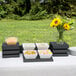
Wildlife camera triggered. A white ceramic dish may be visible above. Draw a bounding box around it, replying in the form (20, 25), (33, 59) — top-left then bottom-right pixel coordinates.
(22, 43), (35, 50)
(68, 47), (76, 56)
(23, 50), (37, 59)
(36, 43), (49, 50)
(38, 50), (52, 59)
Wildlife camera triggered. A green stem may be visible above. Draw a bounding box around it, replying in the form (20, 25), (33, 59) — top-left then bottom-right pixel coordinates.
(59, 32), (63, 40)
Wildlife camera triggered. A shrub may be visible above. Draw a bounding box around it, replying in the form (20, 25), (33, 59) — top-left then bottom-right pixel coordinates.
(29, 3), (49, 20)
(29, 4), (42, 15)
(0, 0), (76, 20)
(18, 14), (31, 20)
(6, 14), (20, 20)
(30, 10), (48, 20)
(0, 5), (7, 18)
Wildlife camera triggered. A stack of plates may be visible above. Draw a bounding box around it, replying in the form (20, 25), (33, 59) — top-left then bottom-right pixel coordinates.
(68, 47), (76, 56)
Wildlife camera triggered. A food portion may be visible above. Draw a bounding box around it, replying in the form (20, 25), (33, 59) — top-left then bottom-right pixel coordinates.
(24, 50), (36, 55)
(23, 50), (37, 59)
(5, 37), (18, 45)
(38, 50), (52, 59)
(38, 50), (52, 54)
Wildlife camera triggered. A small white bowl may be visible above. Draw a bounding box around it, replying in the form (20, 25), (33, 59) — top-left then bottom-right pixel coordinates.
(22, 43), (35, 50)
(36, 43), (49, 50)
(68, 47), (76, 56)
(23, 50), (37, 59)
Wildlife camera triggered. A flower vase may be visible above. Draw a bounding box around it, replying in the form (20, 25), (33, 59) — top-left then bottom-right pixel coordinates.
(57, 31), (64, 44)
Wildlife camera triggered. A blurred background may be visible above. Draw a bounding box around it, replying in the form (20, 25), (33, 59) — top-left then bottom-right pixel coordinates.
(0, 0), (76, 50)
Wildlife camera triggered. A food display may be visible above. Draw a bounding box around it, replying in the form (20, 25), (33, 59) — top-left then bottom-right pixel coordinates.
(5, 37), (18, 45)
(38, 50), (52, 59)
(2, 41), (53, 61)
(23, 50), (38, 59)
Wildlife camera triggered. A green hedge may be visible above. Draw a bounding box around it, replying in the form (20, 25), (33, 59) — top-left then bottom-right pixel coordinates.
(0, 0), (76, 20)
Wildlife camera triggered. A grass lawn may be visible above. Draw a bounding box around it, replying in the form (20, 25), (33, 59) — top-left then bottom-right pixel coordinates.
(0, 18), (76, 50)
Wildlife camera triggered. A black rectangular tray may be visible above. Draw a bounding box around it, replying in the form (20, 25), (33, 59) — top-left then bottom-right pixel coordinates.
(3, 54), (20, 58)
(52, 50), (68, 54)
(2, 43), (20, 51)
(53, 53), (68, 56)
(23, 54), (53, 62)
(2, 50), (20, 55)
(49, 42), (69, 50)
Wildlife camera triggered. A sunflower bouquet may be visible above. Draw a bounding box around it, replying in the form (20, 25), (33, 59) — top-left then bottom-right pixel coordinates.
(50, 16), (74, 43)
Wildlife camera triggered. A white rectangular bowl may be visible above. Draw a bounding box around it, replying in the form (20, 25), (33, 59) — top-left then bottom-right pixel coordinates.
(22, 43), (35, 50)
(36, 43), (49, 50)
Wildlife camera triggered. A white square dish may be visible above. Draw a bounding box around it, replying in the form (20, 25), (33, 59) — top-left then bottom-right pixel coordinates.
(22, 43), (35, 50)
(23, 50), (38, 59)
(36, 43), (49, 50)
(68, 47), (76, 56)
(38, 50), (53, 59)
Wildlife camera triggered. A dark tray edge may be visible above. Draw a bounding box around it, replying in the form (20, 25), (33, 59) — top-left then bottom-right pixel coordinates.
(2, 54), (20, 58)
(23, 53), (53, 62)
(53, 53), (68, 57)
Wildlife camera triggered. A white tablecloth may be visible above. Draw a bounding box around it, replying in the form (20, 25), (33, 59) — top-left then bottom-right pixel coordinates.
(0, 52), (76, 76)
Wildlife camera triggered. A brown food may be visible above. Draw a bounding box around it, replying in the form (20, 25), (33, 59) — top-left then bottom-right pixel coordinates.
(5, 37), (18, 45)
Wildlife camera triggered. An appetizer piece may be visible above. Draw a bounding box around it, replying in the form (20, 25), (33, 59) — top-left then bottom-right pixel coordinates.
(5, 37), (18, 45)
(22, 43), (35, 50)
(36, 43), (49, 50)
(38, 50), (52, 59)
(23, 50), (37, 59)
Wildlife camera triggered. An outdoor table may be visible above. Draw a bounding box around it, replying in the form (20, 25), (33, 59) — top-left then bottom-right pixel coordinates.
(0, 50), (76, 76)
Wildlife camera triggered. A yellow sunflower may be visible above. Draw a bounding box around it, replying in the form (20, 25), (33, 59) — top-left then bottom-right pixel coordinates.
(50, 18), (61, 27)
(63, 23), (70, 30)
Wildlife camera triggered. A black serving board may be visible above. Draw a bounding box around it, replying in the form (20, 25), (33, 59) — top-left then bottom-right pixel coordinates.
(19, 45), (23, 53)
(49, 42), (69, 50)
(53, 53), (68, 56)
(23, 54), (53, 62)
(2, 42), (20, 51)
(52, 50), (68, 54)
(2, 54), (20, 58)
(3, 50), (20, 55)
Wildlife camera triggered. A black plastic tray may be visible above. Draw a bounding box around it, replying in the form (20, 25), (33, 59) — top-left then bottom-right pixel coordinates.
(3, 54), (20, 58)
(52, 50), (68, 54)
(2, 43), (20, 51)
(3, 50), (20, 55)
(53, 53), (68, 56)
(49, 42), (69, 50)
(23, 54), (53, 62)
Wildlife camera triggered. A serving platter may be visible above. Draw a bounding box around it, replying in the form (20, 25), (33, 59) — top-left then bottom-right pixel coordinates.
(23, 53), (53, 62)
